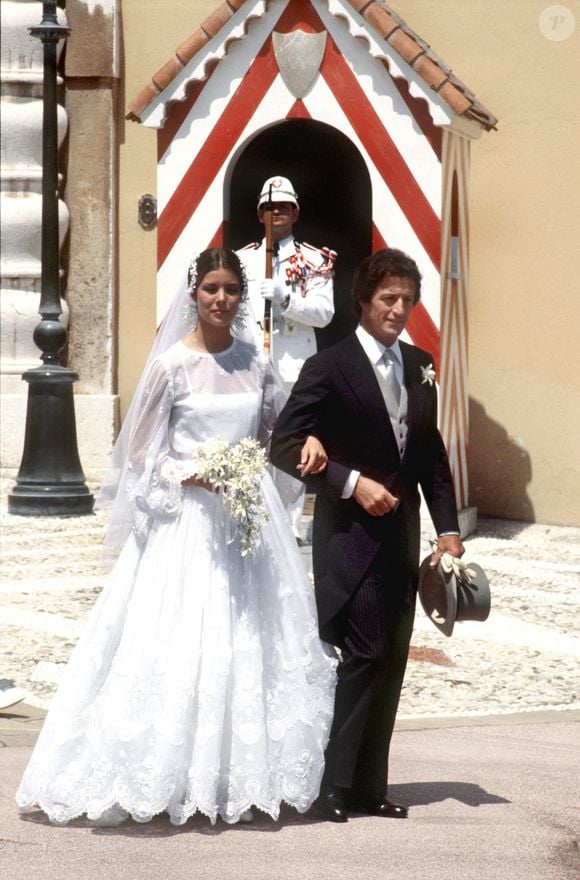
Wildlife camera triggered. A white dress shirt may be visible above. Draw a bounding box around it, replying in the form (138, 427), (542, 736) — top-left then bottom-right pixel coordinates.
(340, 325), (404, 499)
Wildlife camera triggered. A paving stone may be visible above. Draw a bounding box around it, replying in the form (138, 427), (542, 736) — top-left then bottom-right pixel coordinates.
(1, 496), (579, 718)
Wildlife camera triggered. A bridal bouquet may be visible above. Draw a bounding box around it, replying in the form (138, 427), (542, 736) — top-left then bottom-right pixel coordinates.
(193, 437), (269, 556)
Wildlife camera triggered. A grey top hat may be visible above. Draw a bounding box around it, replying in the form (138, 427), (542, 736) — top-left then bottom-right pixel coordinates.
(418, 555), (491, 637)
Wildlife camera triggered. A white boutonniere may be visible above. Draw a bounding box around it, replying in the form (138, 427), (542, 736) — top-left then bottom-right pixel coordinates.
(420, 363), (436, 386)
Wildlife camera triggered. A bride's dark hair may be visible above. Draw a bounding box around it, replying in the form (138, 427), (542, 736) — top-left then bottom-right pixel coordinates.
(188, 248), (246, 297)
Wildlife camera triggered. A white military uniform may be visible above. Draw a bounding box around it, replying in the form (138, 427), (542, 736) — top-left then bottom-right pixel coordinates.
(237, 235), (335, 394)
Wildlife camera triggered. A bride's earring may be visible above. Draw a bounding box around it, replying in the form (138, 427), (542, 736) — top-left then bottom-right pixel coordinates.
(184, 295), (198, 330)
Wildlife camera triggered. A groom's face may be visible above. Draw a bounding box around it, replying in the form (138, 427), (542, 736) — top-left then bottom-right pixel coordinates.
(360, 275), (416, 348)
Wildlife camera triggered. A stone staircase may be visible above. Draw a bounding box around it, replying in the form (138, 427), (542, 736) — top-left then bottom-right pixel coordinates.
(1, 488), (108, 705)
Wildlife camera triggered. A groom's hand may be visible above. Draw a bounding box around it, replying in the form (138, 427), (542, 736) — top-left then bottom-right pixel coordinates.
(430, 534), (464, 567)
(353, 476), (399, 516)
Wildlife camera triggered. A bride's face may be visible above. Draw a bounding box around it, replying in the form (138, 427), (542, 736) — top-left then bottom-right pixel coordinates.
(194, 267), (242, 330)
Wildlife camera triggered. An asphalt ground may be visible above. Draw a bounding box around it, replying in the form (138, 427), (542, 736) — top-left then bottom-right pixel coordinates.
(1, 706), (579, 880)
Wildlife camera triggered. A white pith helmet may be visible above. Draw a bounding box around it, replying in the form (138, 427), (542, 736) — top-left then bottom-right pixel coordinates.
(257, 176), (299, 208)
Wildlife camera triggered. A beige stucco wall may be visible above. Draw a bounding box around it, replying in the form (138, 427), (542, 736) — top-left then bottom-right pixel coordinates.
(119, 0), (580, 526)
(118, 2), (217, 417)
(394, 0), (580, 526)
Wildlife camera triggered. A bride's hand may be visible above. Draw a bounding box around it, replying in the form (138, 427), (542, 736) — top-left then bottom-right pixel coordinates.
(181, 475), (212, 491)
(297, 435), (328, 476)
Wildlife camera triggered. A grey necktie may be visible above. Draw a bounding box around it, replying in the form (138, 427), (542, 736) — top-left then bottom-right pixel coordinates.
(381, 349), (401, 413)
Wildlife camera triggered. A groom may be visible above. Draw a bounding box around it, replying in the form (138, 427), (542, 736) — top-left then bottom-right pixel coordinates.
(270, 248), (464, 822)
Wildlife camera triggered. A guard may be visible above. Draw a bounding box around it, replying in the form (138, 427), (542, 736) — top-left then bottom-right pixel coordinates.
(237, 175), (336, 395)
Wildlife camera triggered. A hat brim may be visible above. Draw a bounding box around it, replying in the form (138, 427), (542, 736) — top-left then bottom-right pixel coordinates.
(418, 556), (456, 636)
(418, 556), (491, 637)
(258, 194), (298, 208)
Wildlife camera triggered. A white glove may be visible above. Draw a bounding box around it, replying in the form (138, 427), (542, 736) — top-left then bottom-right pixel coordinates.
(440, 552), (476, 584)
(260, 279), (287, 305)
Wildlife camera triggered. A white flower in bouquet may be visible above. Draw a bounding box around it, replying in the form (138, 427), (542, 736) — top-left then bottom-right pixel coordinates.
(193, 437), (268, 556)
(193, 438), (232, 490)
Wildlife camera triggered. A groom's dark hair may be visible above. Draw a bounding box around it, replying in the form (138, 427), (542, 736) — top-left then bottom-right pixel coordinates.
(352, 248), (422, 317)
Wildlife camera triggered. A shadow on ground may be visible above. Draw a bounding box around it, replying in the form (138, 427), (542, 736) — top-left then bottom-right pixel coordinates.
(391, 780), (511, 807)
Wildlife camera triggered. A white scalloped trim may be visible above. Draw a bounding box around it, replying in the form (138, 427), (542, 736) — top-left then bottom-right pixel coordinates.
(141, 0), (271, 128)
(319, 0), (453, 128)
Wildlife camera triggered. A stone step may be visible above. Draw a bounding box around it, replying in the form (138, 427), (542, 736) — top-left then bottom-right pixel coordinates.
(2, 506), (579, 588)
(0, 574), (105, 594)
(1, 558), (104, 580)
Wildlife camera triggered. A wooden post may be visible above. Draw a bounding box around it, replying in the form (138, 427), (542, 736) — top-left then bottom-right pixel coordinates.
(262, 185), (274, 353)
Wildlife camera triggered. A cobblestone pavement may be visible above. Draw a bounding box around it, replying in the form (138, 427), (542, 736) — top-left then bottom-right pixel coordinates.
(1, 492), (579, 720)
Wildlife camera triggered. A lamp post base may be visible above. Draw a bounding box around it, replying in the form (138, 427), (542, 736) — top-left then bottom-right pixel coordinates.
(7, 366), (94, 517)
(8, 485), (94, 517)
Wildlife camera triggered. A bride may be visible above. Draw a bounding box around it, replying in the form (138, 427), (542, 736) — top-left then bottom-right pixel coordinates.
(16, 247), (337, 827)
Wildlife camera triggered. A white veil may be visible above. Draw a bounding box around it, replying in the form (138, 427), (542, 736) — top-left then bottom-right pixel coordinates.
(95, 265), (189, 559)
(95, 250), (295, 562)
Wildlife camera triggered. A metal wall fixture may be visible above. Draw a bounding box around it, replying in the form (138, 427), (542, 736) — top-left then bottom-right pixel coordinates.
(138, 193), (157, 229)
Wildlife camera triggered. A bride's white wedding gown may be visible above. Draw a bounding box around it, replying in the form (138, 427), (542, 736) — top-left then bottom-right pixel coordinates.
(16, 339), (336, 826)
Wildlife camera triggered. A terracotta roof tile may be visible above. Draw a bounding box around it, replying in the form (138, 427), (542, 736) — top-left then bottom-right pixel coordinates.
(363, 3), (399, 39)
(127, 0), (497, 131)
(413, 54), (449, 92)
(437, 81), (472, 116)
(153, 57), (185, 92)
(347, 0), (497, 130)
(386, 26), (426, 66)
(201, 4), (236, 39)
(127, 83), (161, 122)
(176, 31), (209, 67)
(347, 0), (374, 13)
(126, 0), (253, 123)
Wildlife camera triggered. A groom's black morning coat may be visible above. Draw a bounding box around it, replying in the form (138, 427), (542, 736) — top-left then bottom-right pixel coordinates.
(270, 330), (459, 644)
(272, 326), (461, 799)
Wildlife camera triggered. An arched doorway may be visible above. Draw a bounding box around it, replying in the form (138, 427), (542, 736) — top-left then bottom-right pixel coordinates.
(226, 119), (371, 348)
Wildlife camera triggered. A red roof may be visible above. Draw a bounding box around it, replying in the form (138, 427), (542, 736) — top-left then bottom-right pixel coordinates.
(127, 0), (497, 131)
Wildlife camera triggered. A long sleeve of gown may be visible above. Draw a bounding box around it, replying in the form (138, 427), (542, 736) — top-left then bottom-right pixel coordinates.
(124, 357), (186, 542)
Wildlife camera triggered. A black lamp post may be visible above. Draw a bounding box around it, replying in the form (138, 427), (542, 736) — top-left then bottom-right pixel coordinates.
(8, 1), (93, 516)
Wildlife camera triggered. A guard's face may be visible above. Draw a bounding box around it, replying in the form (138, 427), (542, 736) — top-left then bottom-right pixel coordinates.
(194, 268), (242, 330)
(360, 275), (416, 347)
(258, 202), (299, 240)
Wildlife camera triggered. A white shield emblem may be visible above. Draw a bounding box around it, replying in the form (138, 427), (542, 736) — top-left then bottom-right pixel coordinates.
(272, 30), (327, 100)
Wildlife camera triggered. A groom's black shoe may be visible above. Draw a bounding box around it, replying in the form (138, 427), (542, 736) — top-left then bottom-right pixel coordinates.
(312, 784), (348, 823)
(349, 794), (408, 819)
